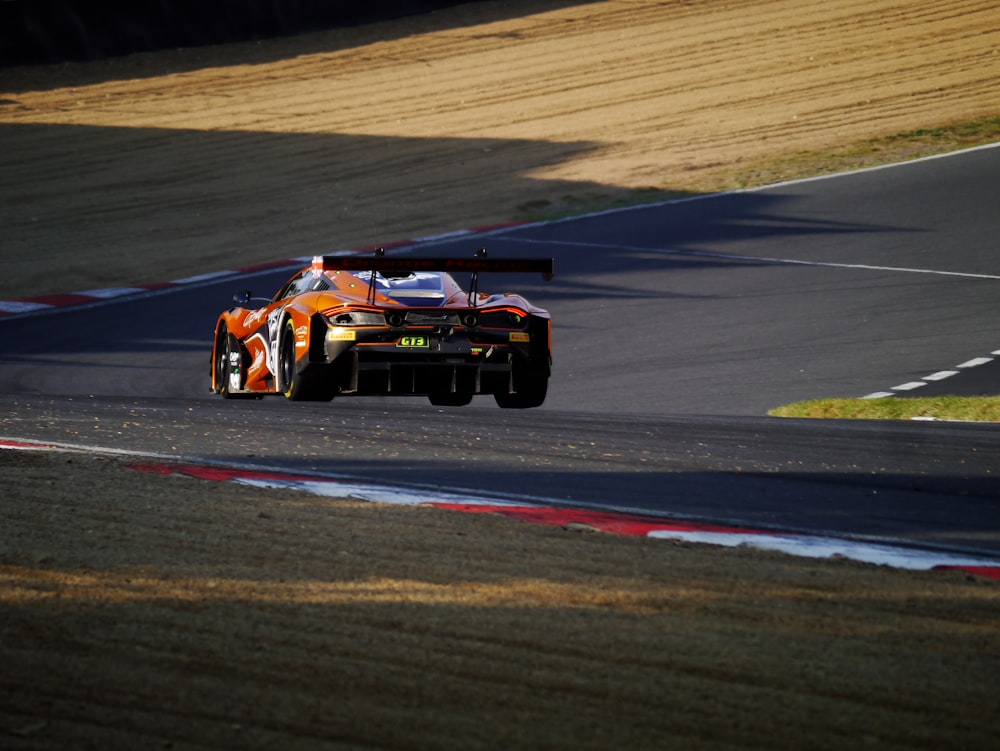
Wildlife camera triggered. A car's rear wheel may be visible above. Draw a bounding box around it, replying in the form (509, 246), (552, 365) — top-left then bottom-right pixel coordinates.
(494, 357), (548, 409)
(280, 319), (335, 401)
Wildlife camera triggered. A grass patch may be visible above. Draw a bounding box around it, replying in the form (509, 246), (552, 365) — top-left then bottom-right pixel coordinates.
(695, 115), (1000, 191)
(769, 396), (1000, 421)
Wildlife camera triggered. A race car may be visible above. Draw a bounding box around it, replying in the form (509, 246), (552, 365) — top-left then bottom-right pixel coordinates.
(210, 249), (554, 407)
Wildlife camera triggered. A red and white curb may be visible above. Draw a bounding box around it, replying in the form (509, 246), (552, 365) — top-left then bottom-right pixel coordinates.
(4, 438), (998, 580)
(0, 224), (529, 318)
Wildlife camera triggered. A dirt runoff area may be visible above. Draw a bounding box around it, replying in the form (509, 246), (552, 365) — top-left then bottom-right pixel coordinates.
(2, 0), (999, 299)
(2, 0), (1000, 749)
(2, 448), (998, 750)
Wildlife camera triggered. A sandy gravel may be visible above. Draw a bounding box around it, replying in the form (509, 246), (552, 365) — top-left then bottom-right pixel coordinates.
(2, 1), (1000, 748)
(1, 0), (998, 299)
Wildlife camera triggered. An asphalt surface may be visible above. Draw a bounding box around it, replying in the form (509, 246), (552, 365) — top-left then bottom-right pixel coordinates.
(3, 146), (999, 555)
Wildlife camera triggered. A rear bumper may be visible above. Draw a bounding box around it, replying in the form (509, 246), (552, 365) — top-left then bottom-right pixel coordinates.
(309, 317), (549, 397)
(329, 349), (514, 396)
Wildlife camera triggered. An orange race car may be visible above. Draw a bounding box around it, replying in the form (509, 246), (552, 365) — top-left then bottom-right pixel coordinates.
(211, 249), (554, 407)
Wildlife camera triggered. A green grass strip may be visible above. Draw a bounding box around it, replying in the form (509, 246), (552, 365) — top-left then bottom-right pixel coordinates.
(769, 397), (1000, 421)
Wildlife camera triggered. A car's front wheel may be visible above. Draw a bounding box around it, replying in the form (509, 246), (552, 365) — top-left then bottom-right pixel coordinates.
(215, 325), (255, 399)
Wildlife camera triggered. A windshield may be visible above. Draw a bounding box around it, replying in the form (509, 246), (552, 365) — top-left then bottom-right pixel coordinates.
(353, 270), (447, 300)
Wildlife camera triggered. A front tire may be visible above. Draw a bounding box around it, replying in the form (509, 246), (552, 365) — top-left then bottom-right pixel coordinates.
(215, 326), (255, 399)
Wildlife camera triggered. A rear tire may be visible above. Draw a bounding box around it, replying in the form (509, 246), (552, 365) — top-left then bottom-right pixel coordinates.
(494, 358), (548, 409)
(280, 319), (335, 401)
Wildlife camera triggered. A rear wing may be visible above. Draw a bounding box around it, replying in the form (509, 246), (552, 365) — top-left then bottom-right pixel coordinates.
(312, 249), (553, 306)
(311, 251), (554, 281)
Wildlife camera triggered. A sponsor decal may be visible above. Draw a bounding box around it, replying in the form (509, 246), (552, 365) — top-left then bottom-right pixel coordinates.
(509, 332), (530, 342)
(243, 308), (267, 328)
(328, 328), (356, 341)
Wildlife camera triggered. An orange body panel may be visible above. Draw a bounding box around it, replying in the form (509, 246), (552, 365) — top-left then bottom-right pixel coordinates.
(210, 252), (553, 407)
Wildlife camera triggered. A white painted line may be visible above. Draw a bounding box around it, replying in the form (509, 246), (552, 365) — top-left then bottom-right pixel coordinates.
(923, 370), (960, 381)
(171, 270), (236, 284)
(864, 353), (999, 400)
(235, 476), (528, 508)
(647, 530), (1000, 572)
(0, 300), (53, 313)
(892, 381), (927, 391)
(740, 142), (1000, 193)
(505, 236), (1000, 281)
(957, 357), (994, 368)
(412, 229), (474, 243)
(78, 287), (148, 298)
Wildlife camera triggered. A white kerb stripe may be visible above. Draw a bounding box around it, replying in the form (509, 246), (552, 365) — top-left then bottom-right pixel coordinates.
(957, 357), (994, 368)
(79, 288), (148, 298)
(892, 381), (927, 391)
(0, 300), (53, 313)
(923, 370), (959, 381)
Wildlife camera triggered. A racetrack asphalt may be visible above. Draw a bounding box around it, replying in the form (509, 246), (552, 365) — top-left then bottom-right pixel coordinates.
(2, 146), (999, 557)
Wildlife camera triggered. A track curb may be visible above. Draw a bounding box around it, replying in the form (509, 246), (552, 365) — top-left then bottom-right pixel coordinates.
(4, 437), (999, 581)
